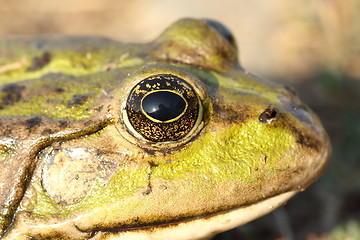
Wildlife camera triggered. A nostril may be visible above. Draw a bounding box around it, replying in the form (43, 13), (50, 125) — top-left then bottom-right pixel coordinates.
(259, 106), (279, 124)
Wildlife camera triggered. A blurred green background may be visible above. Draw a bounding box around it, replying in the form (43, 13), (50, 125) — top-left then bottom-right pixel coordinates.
(1, 0), (359, 239)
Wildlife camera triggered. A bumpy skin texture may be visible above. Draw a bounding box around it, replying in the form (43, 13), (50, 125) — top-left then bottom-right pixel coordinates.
(0, 19), (330, 239)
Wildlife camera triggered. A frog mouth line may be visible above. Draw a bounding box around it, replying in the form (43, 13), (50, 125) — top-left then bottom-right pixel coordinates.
(78, 191), (298, 239)
(4, 190), (297, 239)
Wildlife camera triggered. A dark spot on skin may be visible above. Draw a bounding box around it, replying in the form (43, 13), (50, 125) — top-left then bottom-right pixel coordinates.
(88, 231), (98, 238)
(67, 94), (90, 107)
(296, 133), (319, 151)
(95, 105), (104, 113)
(25, 117), (42, 130)
(265, 106), (323, 154)
(0, 84), (26, 109)
(143, 148), (157, 156)
(95, 150), (103, 157)
(55, 88), (65, 93)
(106, 62), (117, 71)
(132, 217), (142, 224)
(259, 106), (279, 124)
(142, 188), (152, 195)
(283, 123), (321, 152)
(84, 119), (96, 126)
(269, 111), (321, 152)
(149, 161), (158, 168)
(27, 52), (52, 71)
(142, 161), (158, 195)
(212, 100), (248, 123)
(94, 149), (124, 157)
(42, 129), (54, 135)
(1, 126), (12, 136)
(59, 120), (68, 128)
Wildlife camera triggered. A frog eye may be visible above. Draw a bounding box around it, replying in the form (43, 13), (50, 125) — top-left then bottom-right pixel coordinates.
(205, 19), (237, 49)
(124, 74), (202, 142)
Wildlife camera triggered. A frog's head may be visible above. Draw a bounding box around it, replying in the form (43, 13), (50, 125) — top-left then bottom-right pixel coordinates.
(1, 19), (330, 239)
(109, 19), (330, 238)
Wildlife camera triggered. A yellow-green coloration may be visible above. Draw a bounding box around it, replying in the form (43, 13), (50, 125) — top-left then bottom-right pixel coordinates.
(0, 140), (16, 158)
(0, 18), (330, 239)
(162, 120), (295, 182)
(150, 19), (238, 71)
(0, 40), (144, 85)
(0, 40), (146, 119)
(28, 119), (294, 219)
(0, 87), (94, 120)
(0, 94), (92, 120)
(29, 183), (62, 218)
(29, 164), (151, 218)
(213, 71), (278, 96)
(0, 51), (107, 84)
(0, 144), (12, 156)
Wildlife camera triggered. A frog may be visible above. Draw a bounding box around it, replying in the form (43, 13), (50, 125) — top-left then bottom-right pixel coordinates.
(0, 18), (330, 239)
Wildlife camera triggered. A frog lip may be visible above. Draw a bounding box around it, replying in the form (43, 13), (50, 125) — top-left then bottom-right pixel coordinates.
(78, 191), (298, 239)
(3, 191), (297, 239)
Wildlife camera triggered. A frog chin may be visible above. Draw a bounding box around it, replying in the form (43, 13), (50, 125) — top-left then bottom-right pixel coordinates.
(93, 190), (298, 240)
(4, 191), (297, 239)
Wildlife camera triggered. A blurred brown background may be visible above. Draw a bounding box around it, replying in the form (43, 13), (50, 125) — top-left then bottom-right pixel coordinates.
(1, 0), (359, 80)
(1, 0), (359, 239)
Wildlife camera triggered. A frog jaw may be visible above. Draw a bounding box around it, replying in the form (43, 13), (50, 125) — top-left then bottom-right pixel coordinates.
(3, 191), (297, 240)
(92, 191), (298, 240)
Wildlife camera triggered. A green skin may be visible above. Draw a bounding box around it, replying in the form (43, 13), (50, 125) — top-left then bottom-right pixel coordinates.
(0, 19), (330, 239)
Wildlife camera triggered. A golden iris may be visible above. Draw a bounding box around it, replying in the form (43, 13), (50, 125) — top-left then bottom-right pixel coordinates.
(125, 74), (200, 142)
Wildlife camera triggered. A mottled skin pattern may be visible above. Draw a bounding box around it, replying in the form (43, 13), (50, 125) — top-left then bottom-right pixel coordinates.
(0, 107), (113, 235)
(0, 19), (330, 239)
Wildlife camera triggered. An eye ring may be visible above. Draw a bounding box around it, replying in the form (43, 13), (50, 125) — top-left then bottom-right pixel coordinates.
(123, 74), (202, 143)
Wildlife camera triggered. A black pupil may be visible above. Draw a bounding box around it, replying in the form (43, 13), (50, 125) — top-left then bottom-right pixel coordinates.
(142, 91), (186, 122)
